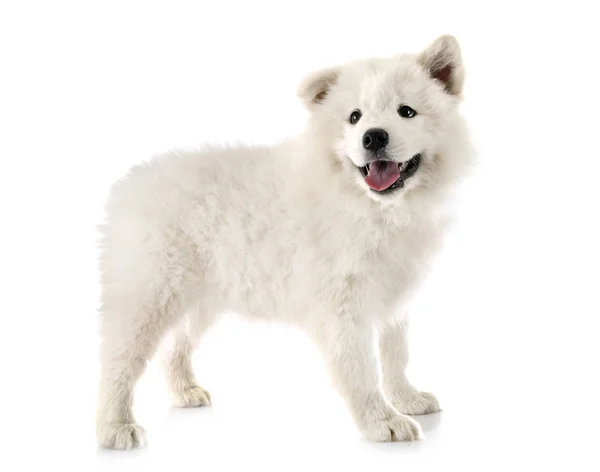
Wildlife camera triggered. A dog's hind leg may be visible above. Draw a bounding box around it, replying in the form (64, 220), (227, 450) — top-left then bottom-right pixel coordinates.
(96, 280), (188, 449)
(163, 310), (215, 408)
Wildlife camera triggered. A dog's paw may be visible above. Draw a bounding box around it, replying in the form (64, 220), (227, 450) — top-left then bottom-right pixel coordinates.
(171, 385), (212, 408)
(362, 414), (423, 442)
(391, 391), (440, 416)
(97, 423), (146, 450)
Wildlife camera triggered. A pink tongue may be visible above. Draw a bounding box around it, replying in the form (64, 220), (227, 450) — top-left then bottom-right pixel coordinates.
(364, 161), (400, 191)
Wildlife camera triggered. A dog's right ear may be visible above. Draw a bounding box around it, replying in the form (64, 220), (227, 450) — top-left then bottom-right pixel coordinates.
(297, 66), (341, 109)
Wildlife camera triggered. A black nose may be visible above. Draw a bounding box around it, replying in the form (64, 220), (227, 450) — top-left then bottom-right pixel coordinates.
(362, 128), (389, 151)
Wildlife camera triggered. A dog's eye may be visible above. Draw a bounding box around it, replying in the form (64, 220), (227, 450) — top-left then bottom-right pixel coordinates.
(349, 110), (362, 125)
(398, 105), (417, 118)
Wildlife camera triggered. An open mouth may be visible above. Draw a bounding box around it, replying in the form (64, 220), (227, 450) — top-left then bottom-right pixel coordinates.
(357, 154), (421, 194)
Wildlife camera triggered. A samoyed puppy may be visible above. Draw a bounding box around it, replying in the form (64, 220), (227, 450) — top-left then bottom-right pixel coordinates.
(96, 35), (473, 449)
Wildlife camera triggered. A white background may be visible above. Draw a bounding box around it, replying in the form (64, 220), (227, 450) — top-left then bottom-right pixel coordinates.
(1, 1), (599, 471)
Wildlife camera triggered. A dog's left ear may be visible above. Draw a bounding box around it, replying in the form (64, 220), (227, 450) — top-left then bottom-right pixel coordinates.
(297, 66), (341, 109)
(418, 35), (464, 96)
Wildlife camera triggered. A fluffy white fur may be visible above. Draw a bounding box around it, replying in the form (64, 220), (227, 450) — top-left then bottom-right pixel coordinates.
(96, 35), (474, 449)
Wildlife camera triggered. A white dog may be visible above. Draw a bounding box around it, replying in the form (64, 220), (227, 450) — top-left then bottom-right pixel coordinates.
(96, 35), (474, 449)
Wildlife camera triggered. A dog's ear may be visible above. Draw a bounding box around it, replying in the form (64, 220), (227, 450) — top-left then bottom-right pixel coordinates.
(297, 66), (341, 109)
(418, 35), (464, 96)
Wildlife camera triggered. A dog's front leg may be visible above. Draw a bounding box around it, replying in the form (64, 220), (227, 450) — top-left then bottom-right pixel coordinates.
(318, 318), (422, 442)
(379, 320), (440, 415)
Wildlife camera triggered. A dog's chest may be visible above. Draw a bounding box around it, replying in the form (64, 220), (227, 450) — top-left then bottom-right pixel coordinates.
(296, 213), (443, 316)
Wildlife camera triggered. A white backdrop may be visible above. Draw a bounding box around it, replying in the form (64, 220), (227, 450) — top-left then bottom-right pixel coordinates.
(1, 1), (599, 471)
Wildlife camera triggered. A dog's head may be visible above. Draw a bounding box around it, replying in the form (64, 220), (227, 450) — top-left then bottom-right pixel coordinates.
(297, 35), (472, 203)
